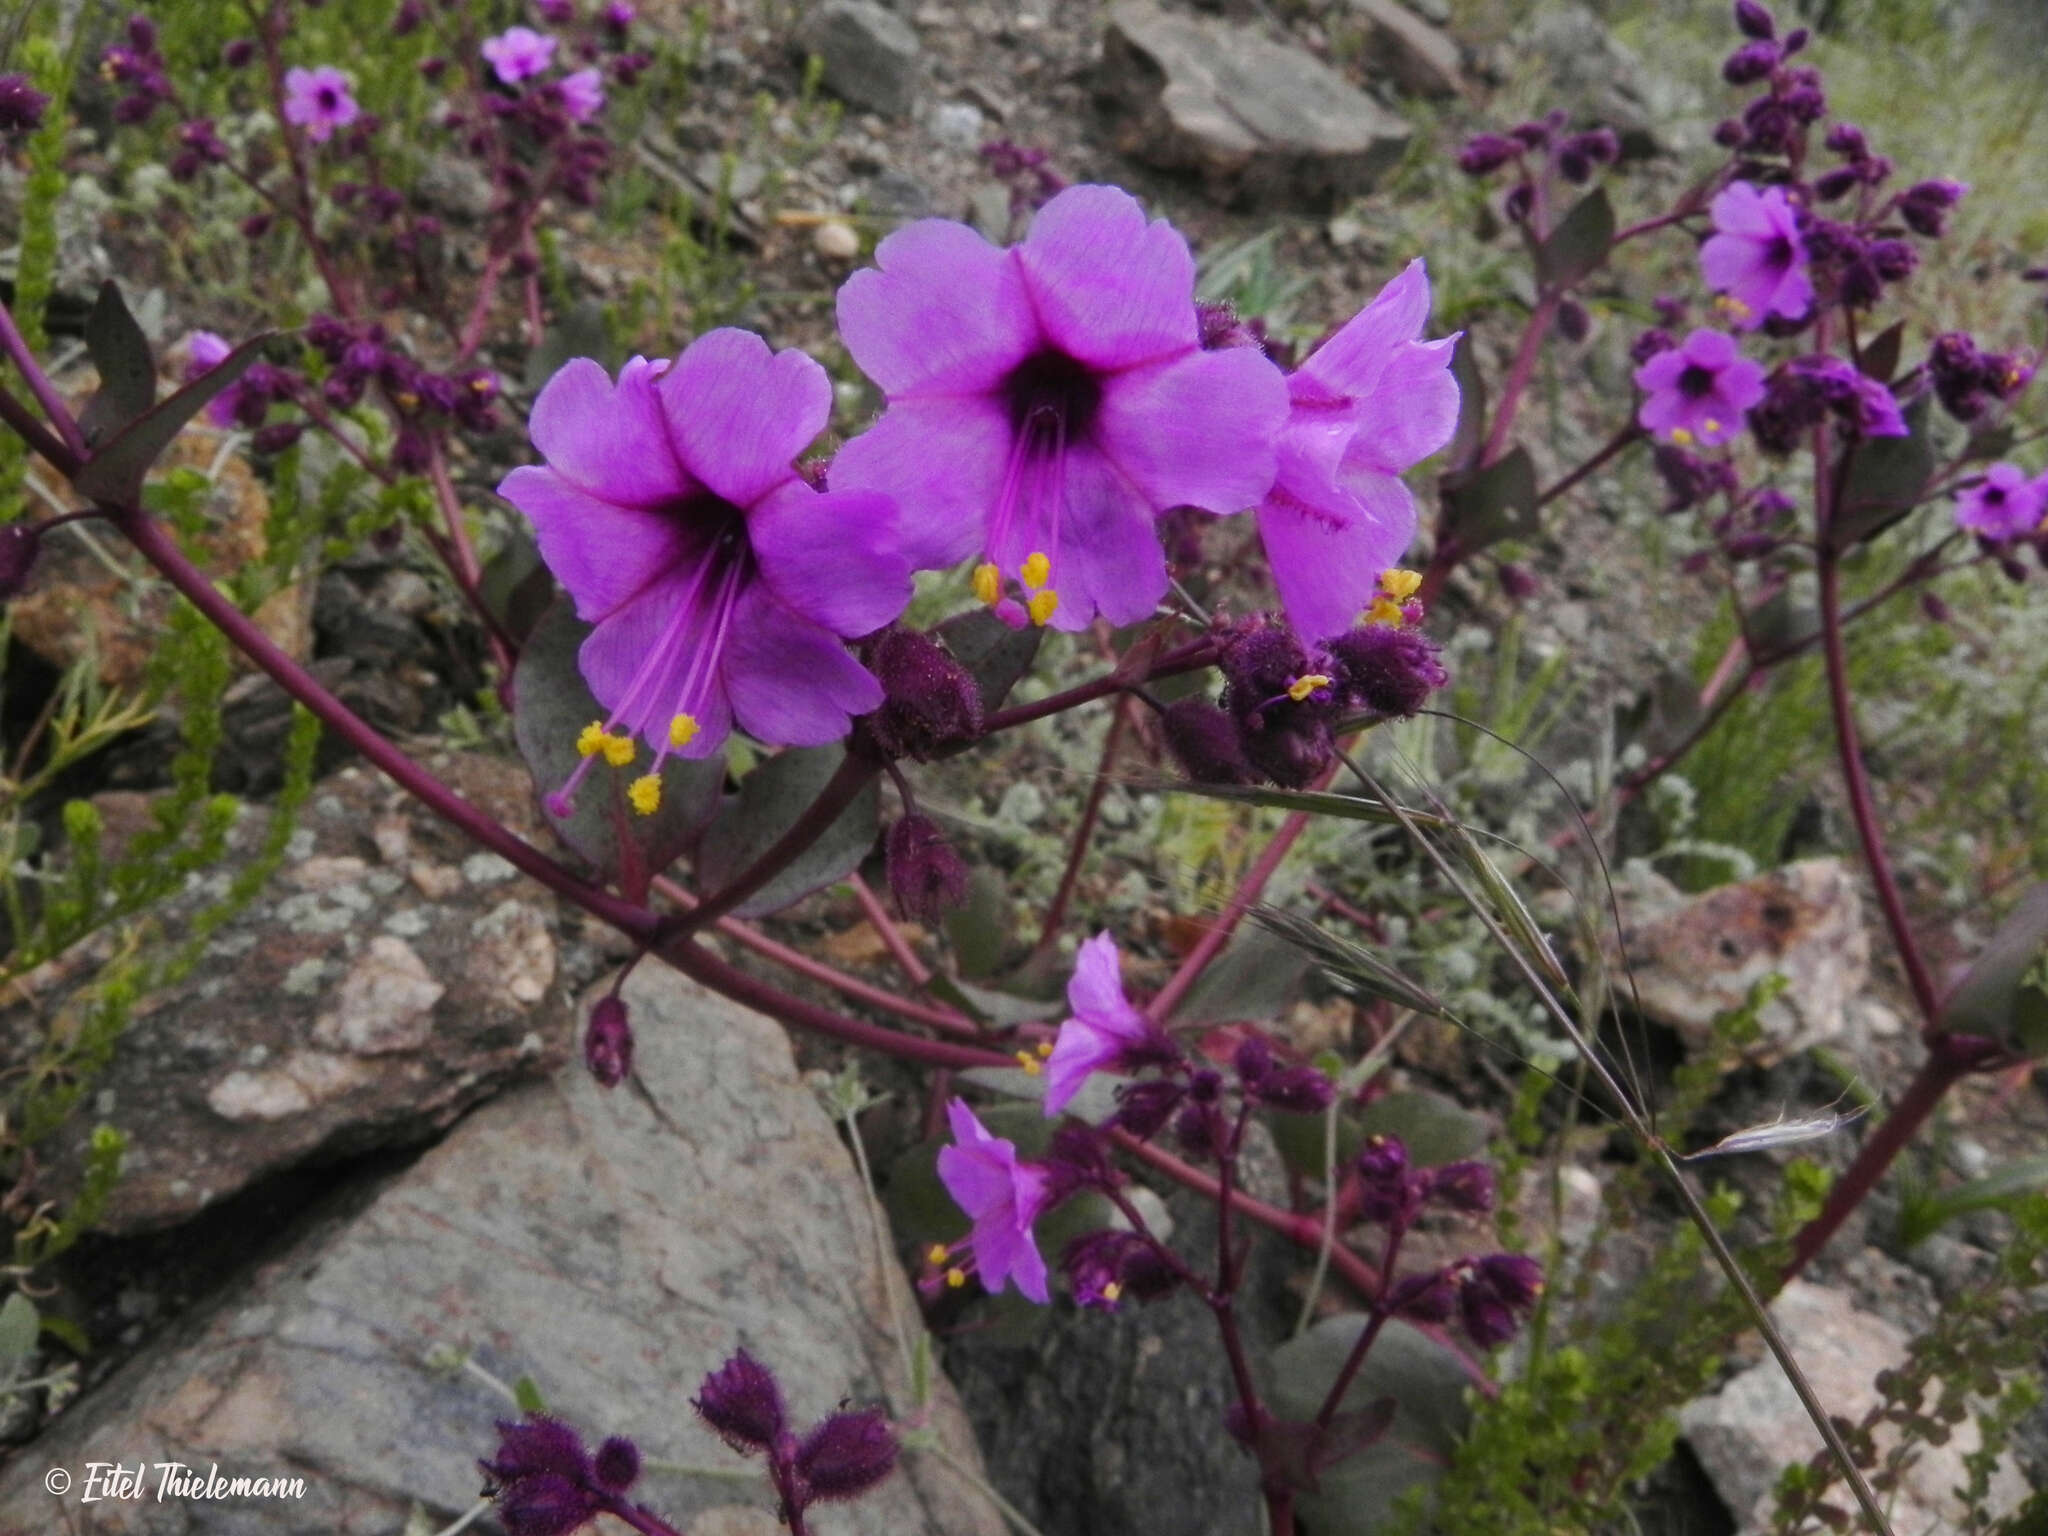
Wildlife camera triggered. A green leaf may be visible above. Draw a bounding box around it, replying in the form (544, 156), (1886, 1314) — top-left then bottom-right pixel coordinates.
(477, 529), (555, 649)
(1168, 922), (1310, 1026)
(1438, 445), (1538, 555)
(942, 867), (1011, 979)
(1938, 884), (2048, 1059)
(1443, 333), (1488, 474)
(78, 280), (157, 448)
(1267, 1317), (1473, 1532)
(695, 742), (880, 919)
(513, 1374), (548, 1415)
(1155, 778), (1452, 831)
(0, 1293), (39, 1382)
(1901, 1153), (2048, 1247)
(1832, 392), (1935, 549)
(925, 971), (1064, 1026)
(509, 597), (725, 894)
(1857, 320), (1904, 384)
(934, 607), (1043, 717)
(1532, 188), (1615, 292)
(1357, 1090), (1487, 1165)
(1268, 1104), (1363, 1179)
(71, 333), (275, 507)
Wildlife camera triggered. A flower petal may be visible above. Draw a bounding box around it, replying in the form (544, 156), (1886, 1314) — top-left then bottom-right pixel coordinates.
(836, 219), (1039, 399)
(528, 356), (686, 508)
(1258, 465), (1416, 643)
(1066, 932), (1137, 1024)
(993, 440), (1166, 631)
(1299, 259), (1431, 396)
(576, 570), (734, 756)
(1342, 336), (1462, 473)
(749, 481), (912, 638)
(660, 328), (829, 508)
(1015, 185), (1199, 371)
(1093, 347), (1287, 514)
(1042, 1025), (1116, 1118)
(498, 464), (690, 623)
(830, 397), (1011, 571)
(1708, 182), (1776, 238)
(721, 585), (883, 747)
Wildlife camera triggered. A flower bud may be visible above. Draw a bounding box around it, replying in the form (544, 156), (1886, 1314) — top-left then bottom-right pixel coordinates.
(1498, 562), (1539, 601)
(884, 814), (969, 922)
(583, 994), (632, 1088)
(1326, 624), (1448, 719)
(1722, 40), (1779, 85)
(1252, 1066), (1336, 1114)
(1456, 132), (1519, 176)
(1161, 697), (1259, 786)
(484, 1416), (591, 1485)
(1061, 1228), (1179, 1310)
(865, 628), (984, 760)
(1502, 181), (1534, 224)
(493, 1472), (595, 1536)
(126, 14), (158, 51)
(251, 422), (304, 455)
(693, 1350), (787, 1455)
(1113, 1078), (1185, 1139)
(0, 74), (50, 136)
(794, 1409), (897, 1504)
(1919, 591), (1952, 625)
(222, 38), (256, 67)
(591, 1436), (640, 1492)
(1172, 1101), (1216, 1159)
(1555, 297), (1591, 343)
(1355, 1133), (1408, 1184)
(1897, 178), (1968, 238)
(1387, 1267), (1459, 1324)
(0, 522), (43, 599)
(1734, 0), (1775, 39)
(1427, 1160), (1497, 1214)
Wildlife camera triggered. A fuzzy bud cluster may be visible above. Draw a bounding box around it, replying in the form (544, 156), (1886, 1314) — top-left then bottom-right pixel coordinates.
(692, 1350), (898, 1517)
(479, 1415), (643, 1536)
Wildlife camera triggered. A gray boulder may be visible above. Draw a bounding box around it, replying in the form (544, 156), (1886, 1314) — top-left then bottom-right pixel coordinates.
(802, 1), (923, 118)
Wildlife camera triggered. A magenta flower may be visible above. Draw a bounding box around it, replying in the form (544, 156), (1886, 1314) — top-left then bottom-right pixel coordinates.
(281, 66), (359, 145)
(182, 331), (243, 428)
(1254, 260), (1460, 642)
(832, 184), (1288, 632)
(497, 331), (912, 813)
(1699, 182), (1812, 331)
(1043, 932), (1158, 1117)
(936, 1099), (1051, 1302)
(482, 26), (556, 84)
(557, 67), (604, 123)
(1954, 463), (2046, 541)
(1633, 329), (1766, 446)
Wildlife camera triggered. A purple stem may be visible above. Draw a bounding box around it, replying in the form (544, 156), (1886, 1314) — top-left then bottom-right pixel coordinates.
(1034, 692), (1131, 951)
(982, 635), (1218, 734)
(0, 301), (85, 461)
(0, 380), (78, 474)
(1311, 1222), (1405, 1434)
(600, 1497), (688, 1536)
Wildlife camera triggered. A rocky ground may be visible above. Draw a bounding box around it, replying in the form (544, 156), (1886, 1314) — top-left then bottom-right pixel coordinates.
(2, 1), (2045, 1534)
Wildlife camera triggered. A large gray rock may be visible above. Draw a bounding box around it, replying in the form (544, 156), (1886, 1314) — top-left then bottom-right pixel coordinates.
(14, 755), (578, 1235)
(1608, 859), (1870, 1058)
(1680, 1280), (2027, 1534)
(1345, 0), (1465, 100)
(802, 1), (922, 118)
(1099, 2), (1412, 208)
(1514, 5), (1705, 158)
(0, 966), (1004, 1535)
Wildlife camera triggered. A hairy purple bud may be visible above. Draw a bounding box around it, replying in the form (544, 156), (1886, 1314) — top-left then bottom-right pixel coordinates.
(584, 994), (632, 1088)
(1823, 121), (1867, 158)
(484, 1417), (591, 1486)
(126, 14), (157, 51)
(223, 37), (256, 67)
(1722, 40), (1780, 85)
(1812, 166), (1861, 203)
(251, 422), (304, 455)
(1555, 296), (1591, 343)
(1502, 180), (1534, 224)
(693, 1350), (787, 1455)
(493, 1473), (596, 1536)
(591, 1436), (640, 1493)
(1326, 624), (1449, 719)
(1457, 132), (1520, 175)
(1113, 1078), (1186, 1139)
(1253, 1066), (1336, 1115)
(1897, 178), (1968, 238)
(1356, 1132), (1408, 1184)
(1498, 562), (1539, 601)
(794, 1410), (897, 1504)
(1388, 1267), (1459, 1324)
(865, 629), (983, 760)
(1162, 697), (1259, 786)
(1733, 0), (1775, 39)
(0, 74), (50, 136)
(884, 814), (969, 923)
(1172, 1101), (1216, 1159)
(1427, 1160), (1498, 1214)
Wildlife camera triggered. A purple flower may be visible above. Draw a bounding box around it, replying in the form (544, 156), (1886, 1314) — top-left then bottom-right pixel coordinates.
(1043, 932), (1167, 1117)
(281, 66), (359, 145)
(558, 67), (604, 123)
(1955, 464), (2046, 541)
(182, 330), (253, 429)
(498, 333), (912, 814)
(483, 26), (557, 84)
(833, 184), (1288, 631)
(1633, 329), (1766, 447)
(1255, 261), (1460, 644)
(1699, 182), (1812, 331)
(936, 1099), (1052, 1302)
(0, 73), (50, 136)
(603, 1), (635, 26)
(1457, 1253), (1545, 1348)
(1060, 1229), (1180, 1310)
(1786, 355), (1909, 438)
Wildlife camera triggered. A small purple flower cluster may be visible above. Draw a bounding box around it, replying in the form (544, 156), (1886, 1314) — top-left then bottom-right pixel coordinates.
(979, 137), (1067, 214)
(693, 1350), (898, 1519)
(1457, 111), (1622, 224)
(479, 1415), (647, 1536)
(0, 72), (49, 138)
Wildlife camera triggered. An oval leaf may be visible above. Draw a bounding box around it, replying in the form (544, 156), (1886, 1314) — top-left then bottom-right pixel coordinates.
(1533, 188), (1615, 292)
(694, 742), (880, 919)
(79, 279), (157, 447)
(935, 607), (1043, 716)
(1939, 884), (2048, 1059)
(1439, 445), (1538, 555)
(1356, 1090), (1487, 1165)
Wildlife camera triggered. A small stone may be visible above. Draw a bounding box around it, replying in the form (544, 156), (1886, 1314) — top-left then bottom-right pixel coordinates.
(461, 852), (516, 885)
(931, 100), (984, 147)
(371, 815), (411, 865)
(997, 781), (1047, 827)
(801, 0), (922, 118)
(313, 935), (446, 1055)
(409, 861), (464, 900)
(813, 219), (862, 260)
(286, 855), (369, 892)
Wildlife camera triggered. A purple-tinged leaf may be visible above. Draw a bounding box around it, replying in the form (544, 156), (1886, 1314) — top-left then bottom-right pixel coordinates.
(71, 332), (272, 506)
(1531, 187), (1614, 292)
(78, 280), (157, 448)
(693, 742), (880, 919)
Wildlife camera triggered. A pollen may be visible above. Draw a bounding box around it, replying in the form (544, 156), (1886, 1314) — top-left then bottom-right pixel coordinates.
(1021, 551), (1052, 591)
(1286, 673), (1332, 703)
(1378, 568), (1423, 602)
(972, 562), (1002, 606)
(927, 1243), (950, 1266)
(1102, 1281), (1123, 1302)
(1035, 1041), (1053, 1059)
(627, 774), (661, 816)
(577, 721), (609, 758)
(1703, 418), (1722, 435)
(600, 733), (636, 768)
(1670, 427), (1695, 447)
(1027, 589), (1060, 627)
(1714, 294), (1752, 320)
(669, 713), (699, 748)
(1015, 1050), (1043, 1076)
(945, 1267), (967, 1289)
(1365, 595), (1405, 627)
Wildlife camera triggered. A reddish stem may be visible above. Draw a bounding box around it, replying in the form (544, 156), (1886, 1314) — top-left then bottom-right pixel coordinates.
(1479, 290), (1560, 469)
(849, 872), (936, 988)
(982, 635), (1218, 734)
(0, 303), (84, 462)
(1035, 693), (1132, 950)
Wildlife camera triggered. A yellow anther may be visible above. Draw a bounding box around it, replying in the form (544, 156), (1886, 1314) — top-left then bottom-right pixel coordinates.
(1713, 294), (1752, 320)
(627, 774), (661, 816)
(1703, 417), (1723, 435)
(600, 732), (636, 768)
(2007, 367), (2025, 389)
(577, 721), (609, 758)
(1378, 568), (1423, 602)
(1027, 589), (1059, 627)
(669, 713), (699, 749)
(1021, 551), (1052, 591)
(1035, 1040), (1053, 1059)
(1287, 673), (1332, 703)
(1365, 595), (1405, 627)
(927, 1243), (950, 1266)
(945, 1267), (967, 1289)
(972, 562), (1002, 606)
(1102, 1281), (1123, 1303)
(396, 391), (420, 412)
(1669, 427), (1695, 447)
(1015, 1050), (1043, 1076)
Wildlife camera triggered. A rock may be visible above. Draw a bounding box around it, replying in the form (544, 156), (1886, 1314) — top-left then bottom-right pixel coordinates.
(1680, 1280), (2028, 1534)
(813, 219), (862, 260)
(930, 100), (986, 148)
(1516, 5), (1704, 158)
(0, 967), (1004, 1535)
(1609, 859), (1869, 1058)
(1099, 2), (1412, 208)
(802, 1), (922, 118)
(14, 755), (575, 1234)
(1344, 0), (1465, 99)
